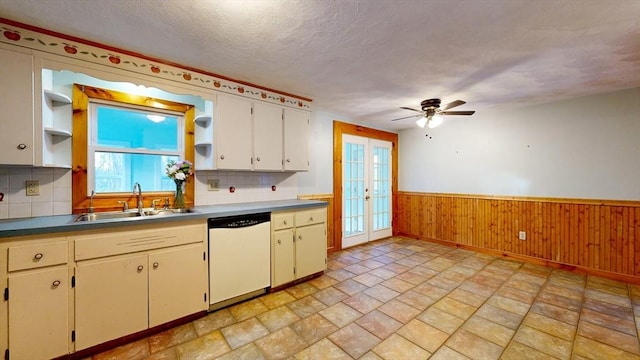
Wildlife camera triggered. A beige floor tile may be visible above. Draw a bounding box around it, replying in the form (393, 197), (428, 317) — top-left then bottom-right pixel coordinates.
(325, 269), (356, 282)
(380, 277), (414, 293)
(513, 325), (572, 359)
(356, 310), (403, 339)
(461, 315), (515, 347)
(260, 291), (298, 309)
(353, 273), (385, 287)
(417, 307), (465, 334)
(144, 348), (177, 360)
(372, 333), (431, 359)
(293, 339), (352, 360)
(585, 288), (632, 307)
(413, 282), (451, 299)
(307, 275), (339, 290)
(394, 270), (427, 285)
(429, 346), (471, 360)
(313, 286), (349, 306)
(342, 292), (383, 314)
(445, 329), (504, 360)
(360, 259), (386, 269)
(319, 302), (362, 328)
(368, 267), (398, 280)
(423, 257), (456, 271)
(290, 313), (338, 345)
(148, 323), (198, 353)
(448, 288), (489, 307)
(408, 265), (439, 279)
(396, 290), (438, 311)
(486, 295), (530, 316)
(578, 320), (640, 354)
(530, 301), (579, 326)
(433, 296), (478, 320)
(573, 336), (640, 360)
(176, 330), (230, 360)
(286, 282), (321, 299)
(501, 341), (557, 360)
(542, 282), (584, 301)
(192, 308), (237, 336)
(522, 312), (577, 341)
(383, 263), (410, 275)
(377, 299), (421, 323)
(255, 326), (307, 360)
(92, 339), (150, 360)
(228, 297), (270, 321)
(343, 263), (374, 275)
(495, 285), (538, 304)
(537, 291), (583, 312)
(214, 343), (266, 360)
(333, 278), (369, 295)
(257, 305), (301, 332)
(396, 318), (448, 353)
(221, 318), (270, 350)
(287, 295), (327, 318)
(581, 307), (637, 335)
(328, 323), (381, 358)
(475, 303), (524, 330)
(363, 284), (400, 303)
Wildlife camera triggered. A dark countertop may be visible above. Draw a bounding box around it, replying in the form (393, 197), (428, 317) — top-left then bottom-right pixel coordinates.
(0, 199), (327, 238)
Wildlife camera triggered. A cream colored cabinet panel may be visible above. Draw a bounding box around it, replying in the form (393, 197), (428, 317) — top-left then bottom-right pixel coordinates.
(8, 240), (68, 271)
(283, 108), (309, 171)
(272, 229), (295, 287)
(149, 244), (207, 327)
(75, 254), (148, 350)
(216, 94), (253, 170)
(253, 102), (283, 170)
(0, 46), (34, 165)
(272, 213), (294, 231)
(8, 266), (68, 360)
(295, 223), (327, 279)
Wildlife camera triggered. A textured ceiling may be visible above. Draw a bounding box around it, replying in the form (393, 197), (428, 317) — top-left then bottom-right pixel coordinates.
(1, 0), (639, 130)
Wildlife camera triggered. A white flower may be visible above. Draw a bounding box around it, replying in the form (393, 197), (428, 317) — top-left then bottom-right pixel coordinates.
(175, 172), (186, 181)
(168, 165), (178, 175)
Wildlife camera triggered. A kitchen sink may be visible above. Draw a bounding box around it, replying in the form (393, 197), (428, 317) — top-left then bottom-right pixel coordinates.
(74, 208), (194, 222)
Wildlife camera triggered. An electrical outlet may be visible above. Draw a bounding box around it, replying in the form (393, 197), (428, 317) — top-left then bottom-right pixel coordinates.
(518, 231), (526, 240)
(25, 180), (40, 196)
(207, 179), (219, 191)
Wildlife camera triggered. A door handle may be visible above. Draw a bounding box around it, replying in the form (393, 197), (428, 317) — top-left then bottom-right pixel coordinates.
(365, 195), (370, 200)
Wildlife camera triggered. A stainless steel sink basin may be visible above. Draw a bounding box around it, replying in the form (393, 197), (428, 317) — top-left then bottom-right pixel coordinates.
(143, 208), (194, 216)
(74, 211), (142, 222)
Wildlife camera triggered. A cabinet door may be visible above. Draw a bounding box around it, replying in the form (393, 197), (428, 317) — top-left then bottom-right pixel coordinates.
(0, 47), (34, 165)
(8, 266), (68, 360)
(272, 229), (295, 287)
(295, 223), (327, 279)
(75, 254), (148, 350)
(149, 244), (207, 327)
(216, 94), (253, 170)
(253, 102), (283, 170)
(283, 108), (310, 171)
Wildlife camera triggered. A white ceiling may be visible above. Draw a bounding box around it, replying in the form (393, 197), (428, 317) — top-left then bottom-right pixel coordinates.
(1, 0), (639, 130)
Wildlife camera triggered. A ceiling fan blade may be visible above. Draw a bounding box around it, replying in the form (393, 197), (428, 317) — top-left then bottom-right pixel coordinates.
(400, 106), (423, 113)
(441, 110), (475, 116)
(391, 114), (423, 121)
(440, 100), (465, 111)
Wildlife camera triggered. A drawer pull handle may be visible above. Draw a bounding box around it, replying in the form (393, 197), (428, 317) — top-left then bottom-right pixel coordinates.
(277, 239), (281, 244)
(309, 217), (314, 221)
(220, 154), (225, 160)
(34, 253), (44, 260)
(17, 143), (27, 150)
(298, 235), (303, 240)
(137, 265), (144, 272)
(153, 262), (159, 269)
(256, 157), (261, 161)
(283, 220), (287, 225)
(52, 280), (61, 287)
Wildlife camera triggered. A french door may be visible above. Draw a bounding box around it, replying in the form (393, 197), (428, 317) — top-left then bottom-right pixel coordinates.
(342, 134), (392, 248)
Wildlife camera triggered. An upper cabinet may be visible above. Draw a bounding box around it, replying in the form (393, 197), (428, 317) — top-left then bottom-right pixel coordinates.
(0, 45), (35, 165)
(283, 108), (310, 171)
(195, 93), (311, 172)
(215, 94), (253, 170)
(253, 101), (284, 171)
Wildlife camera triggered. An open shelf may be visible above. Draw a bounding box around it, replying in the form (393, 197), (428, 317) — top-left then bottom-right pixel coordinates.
(44, 127), (72, 138)
(44, 89), (72, 105)
(194, 114), (212, 126)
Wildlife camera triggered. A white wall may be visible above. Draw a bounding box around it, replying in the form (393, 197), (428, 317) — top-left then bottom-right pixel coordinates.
(399, 88), (640, 200)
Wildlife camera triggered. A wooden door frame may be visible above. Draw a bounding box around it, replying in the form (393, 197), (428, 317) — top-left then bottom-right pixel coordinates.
(333, 121), (399, 251)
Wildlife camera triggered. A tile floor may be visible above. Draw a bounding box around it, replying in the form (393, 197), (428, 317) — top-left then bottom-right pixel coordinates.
(89, 237), (640, 360)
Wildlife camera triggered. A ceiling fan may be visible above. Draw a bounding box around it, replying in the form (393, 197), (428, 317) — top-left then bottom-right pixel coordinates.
(391, 99), (475, 128)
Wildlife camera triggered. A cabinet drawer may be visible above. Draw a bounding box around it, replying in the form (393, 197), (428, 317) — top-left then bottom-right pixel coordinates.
(8, 240), (68, 272)
(295, 208), (326, 226)
(272, 213), (294, 230)
(75, 223), (205, 261)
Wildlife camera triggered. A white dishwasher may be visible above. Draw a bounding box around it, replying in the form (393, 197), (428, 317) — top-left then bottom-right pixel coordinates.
(208, 212), (271, 310)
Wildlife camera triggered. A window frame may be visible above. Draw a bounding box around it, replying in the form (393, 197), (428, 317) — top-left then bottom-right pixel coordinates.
(72, 84), (195, 214)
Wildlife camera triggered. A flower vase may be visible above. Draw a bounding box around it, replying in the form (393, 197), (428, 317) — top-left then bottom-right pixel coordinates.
(174, 181), (185, 209)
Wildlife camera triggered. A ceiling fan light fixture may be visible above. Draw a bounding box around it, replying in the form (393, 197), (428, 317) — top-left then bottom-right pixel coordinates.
(416, 116), (428, 128)
(428, 114), (444, 128)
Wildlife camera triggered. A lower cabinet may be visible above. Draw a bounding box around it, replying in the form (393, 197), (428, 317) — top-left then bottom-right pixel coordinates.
(271, 207), (327, 287)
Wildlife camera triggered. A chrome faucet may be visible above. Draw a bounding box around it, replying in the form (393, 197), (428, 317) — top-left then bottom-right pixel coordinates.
(88, 190), (95, 213)
(132, 182), (143, 214)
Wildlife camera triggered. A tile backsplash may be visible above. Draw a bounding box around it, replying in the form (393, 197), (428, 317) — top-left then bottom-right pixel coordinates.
(0, 168), (298, 219)
(0, 167), (72, 219)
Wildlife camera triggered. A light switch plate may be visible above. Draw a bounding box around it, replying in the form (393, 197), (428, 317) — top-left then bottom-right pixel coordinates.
(26, 180), (40, 196)
(207, 179), (219, 191)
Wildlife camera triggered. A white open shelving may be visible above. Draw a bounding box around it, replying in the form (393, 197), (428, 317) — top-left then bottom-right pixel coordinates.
(194, 99), (215, 170)
(42, 69), (73, 168)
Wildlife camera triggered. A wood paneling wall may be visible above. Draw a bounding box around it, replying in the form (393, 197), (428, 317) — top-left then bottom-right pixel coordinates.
(298, 194), (337, 252)
(397, 192), (640, 283)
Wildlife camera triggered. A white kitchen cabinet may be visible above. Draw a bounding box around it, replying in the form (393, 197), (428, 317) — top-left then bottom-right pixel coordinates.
(253, 101), (284, 171)
(75, 253), (148, 350)
(73, 222), (208, 350)
(0, 45), (35, 165)
(271, 207), (327, 287)
(216, 94), (253, 170)
(41, 68), (73, 168)
(4, 237), (69, 360)
(283, 108), (310, 171)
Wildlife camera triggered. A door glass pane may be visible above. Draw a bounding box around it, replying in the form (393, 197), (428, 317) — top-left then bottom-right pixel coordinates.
(344, 142), (366, 237)
(372, 145), (390, 231)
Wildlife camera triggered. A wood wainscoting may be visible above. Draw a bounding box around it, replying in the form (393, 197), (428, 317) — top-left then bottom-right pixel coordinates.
(397, 192), (640, 283)
(298, 194), (337, 252)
